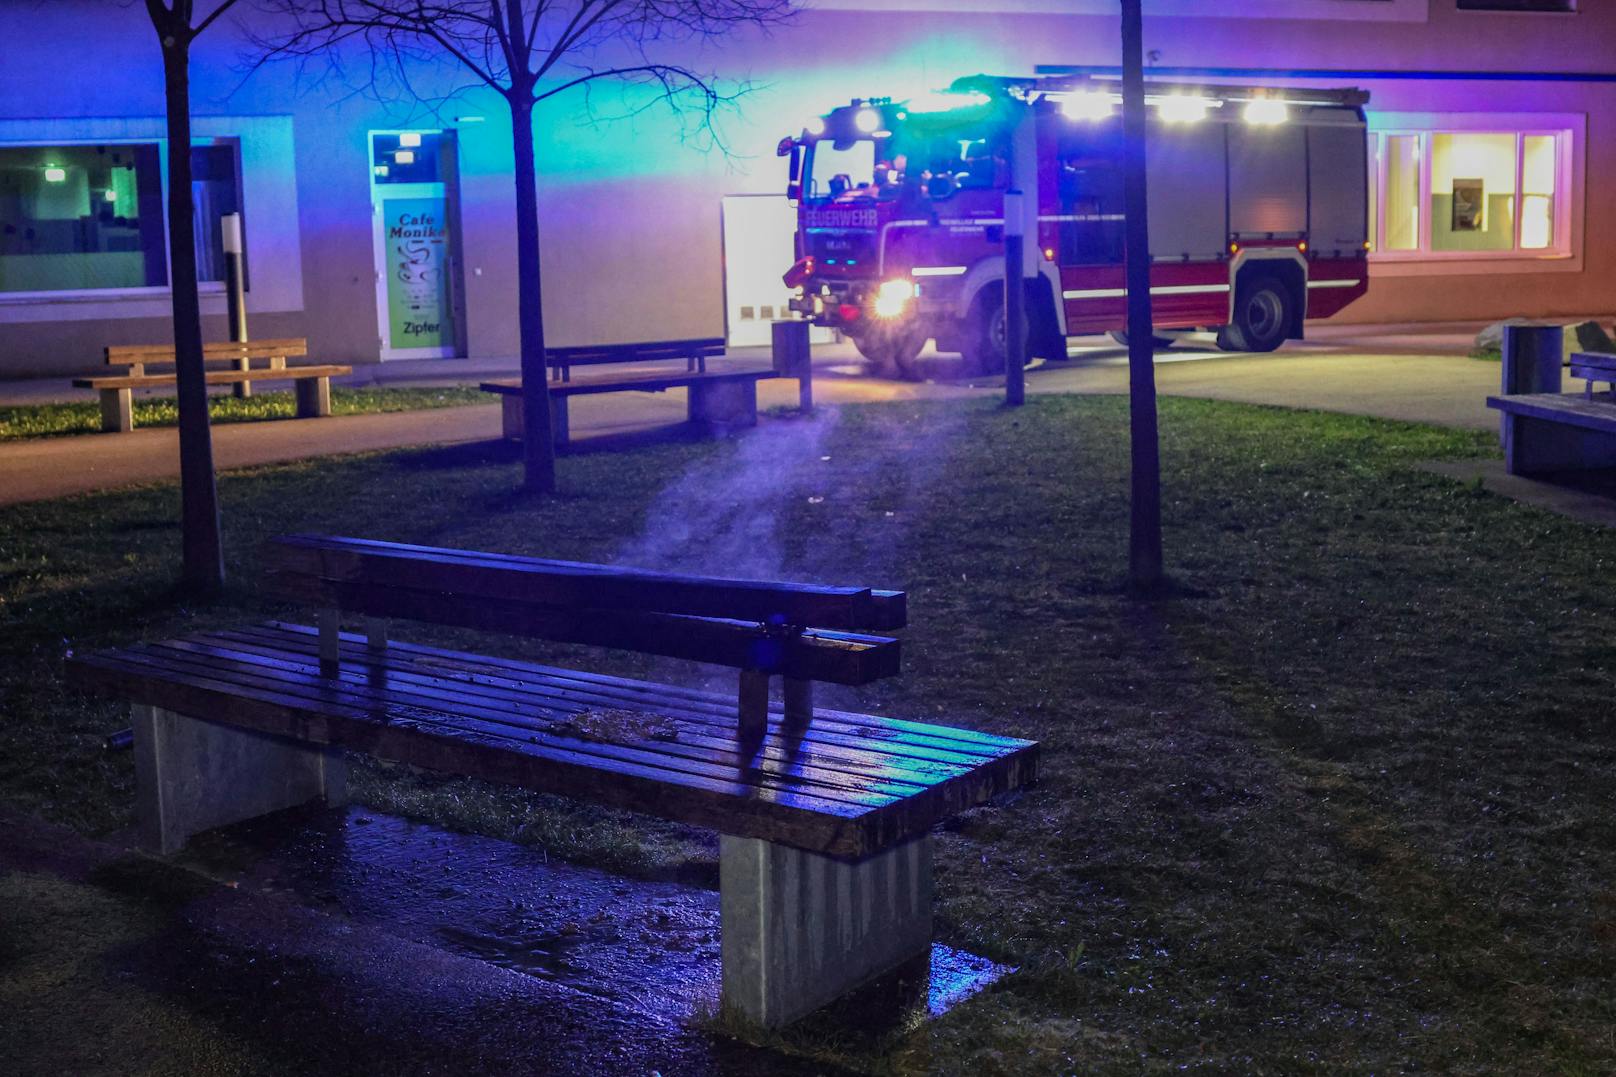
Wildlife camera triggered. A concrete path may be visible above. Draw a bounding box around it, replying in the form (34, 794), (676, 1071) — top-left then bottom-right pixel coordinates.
(0, 363), (954, 507)
(0, 323), (1572, 507)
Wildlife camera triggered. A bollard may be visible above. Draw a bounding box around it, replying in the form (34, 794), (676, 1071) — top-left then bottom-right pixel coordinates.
(1501, 323), (1563, 397)
(1002, 190), (1026, 406)
(222, 213), (251, 399)
(771, 319), (813, 413)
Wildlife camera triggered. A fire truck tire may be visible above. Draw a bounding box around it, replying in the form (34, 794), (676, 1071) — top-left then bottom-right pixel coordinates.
(1217, 274), (1291, 353)
(1109, 330), (1177, 350)
(852, 324), (927, 380)
(960, 287), (1027, 378)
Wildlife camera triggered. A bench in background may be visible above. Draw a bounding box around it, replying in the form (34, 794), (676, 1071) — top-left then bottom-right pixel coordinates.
(1487, 392), (1616, 475)
(482, 368), (778, 447)
(73, 338), (350, 433)
(69, 534), (1038, 1028)
(1569, 351), (1616, 400)
(547, 337), (725, 382)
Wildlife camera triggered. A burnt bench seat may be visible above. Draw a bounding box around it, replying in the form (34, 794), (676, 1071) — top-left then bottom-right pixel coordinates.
(68, 534), (1037, 1028)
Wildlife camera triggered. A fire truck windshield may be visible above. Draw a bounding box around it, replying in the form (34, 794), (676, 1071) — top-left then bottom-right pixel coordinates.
(807, 139), (878, 200)
(805, 129), (1008, 204)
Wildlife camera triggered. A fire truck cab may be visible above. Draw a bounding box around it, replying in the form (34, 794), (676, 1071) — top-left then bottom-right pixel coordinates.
(779, 74), (1370, 379)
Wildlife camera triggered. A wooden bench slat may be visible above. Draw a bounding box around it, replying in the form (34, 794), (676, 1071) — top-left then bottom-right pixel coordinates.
(217, 624), (986, 781)
(480, 369), (774, 398)
(263, 571), (898, 686)
(106, 338), (310, 361)
(268, 534), (907, 631)
(549, 338), (724, 363)
(130, 638), (925, 808)
(235, 621), (1020, 758)
(74, 365), (350, 391)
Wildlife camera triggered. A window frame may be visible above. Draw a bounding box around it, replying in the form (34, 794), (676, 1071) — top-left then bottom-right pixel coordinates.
(1365, 111), (1580, 273)
(0, 135), (245, 301)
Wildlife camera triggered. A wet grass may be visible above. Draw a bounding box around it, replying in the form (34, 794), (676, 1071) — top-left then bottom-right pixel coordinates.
(0, 385), (489, 440)
(3, 395), (1615, 1073)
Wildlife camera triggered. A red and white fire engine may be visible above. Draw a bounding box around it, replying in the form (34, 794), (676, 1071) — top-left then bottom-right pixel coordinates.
(779, 74), (1371, 378)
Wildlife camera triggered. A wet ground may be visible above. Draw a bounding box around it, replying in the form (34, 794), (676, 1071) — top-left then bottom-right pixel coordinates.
(1, 805), (1008, 1076)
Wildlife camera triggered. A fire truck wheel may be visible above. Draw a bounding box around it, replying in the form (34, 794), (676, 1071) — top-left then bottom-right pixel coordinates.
(1109, 330), (1177, 350)
(1218, 275), (1291, 353)
(853, 324), (927, 380)
(961, 287), (1027, 378)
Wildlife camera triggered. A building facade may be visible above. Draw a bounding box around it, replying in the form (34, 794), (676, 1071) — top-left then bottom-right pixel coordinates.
(1, 0), (1612, 377)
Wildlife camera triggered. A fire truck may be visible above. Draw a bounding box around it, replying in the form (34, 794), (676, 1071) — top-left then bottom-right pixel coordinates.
(778, 74), (1370, 379)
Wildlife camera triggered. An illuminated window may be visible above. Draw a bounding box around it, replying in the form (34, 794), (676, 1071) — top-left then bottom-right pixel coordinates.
(0, 144), (167, 293)
(192, 142), (245, 284)
(1457, 0), (1574, 11)
(1367, 127), (1568, 258)
(0, 140), (246, 294)
(371, 132), (450, 184)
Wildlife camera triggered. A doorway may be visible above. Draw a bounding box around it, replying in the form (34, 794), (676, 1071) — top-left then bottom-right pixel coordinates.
(370, 130), (464, 360)
(720, 194), (835, 348)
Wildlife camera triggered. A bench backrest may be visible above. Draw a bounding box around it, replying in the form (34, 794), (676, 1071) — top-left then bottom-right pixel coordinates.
(106, 338), (309, 374)
(549, 337), (725, 367)
(263, 535), (905, 687)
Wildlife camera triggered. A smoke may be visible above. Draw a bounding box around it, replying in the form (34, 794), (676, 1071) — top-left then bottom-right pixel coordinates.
(612, 399), (975, 704)
(614, 409), (846, 582)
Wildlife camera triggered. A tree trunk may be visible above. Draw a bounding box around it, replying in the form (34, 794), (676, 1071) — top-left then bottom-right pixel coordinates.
(1120, 0), (1163, 592)
(508, 96), (557, 493)
(161, 29), (226, 593)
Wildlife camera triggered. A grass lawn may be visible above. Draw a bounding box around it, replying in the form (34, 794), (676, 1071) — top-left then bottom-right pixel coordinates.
(3, 394), (1614, 1074)
(0, 385), (490, 440)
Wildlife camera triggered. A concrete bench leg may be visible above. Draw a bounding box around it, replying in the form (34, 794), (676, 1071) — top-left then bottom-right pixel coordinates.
(720, 833), (932, 1028)
(689, 379), (758, 432)
(294, 376), (332, 419)
(498, 394), (569, 447)
(501, 395), (523, 440)
(100, 388), (133, 433)
(131, 703), (347, 855)
(1501, 412), (1616, 475)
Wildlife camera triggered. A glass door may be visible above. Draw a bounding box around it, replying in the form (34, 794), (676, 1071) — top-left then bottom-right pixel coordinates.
(370, 131), (462, 359)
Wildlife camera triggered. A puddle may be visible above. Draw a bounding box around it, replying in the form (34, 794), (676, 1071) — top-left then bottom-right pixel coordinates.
(180, 805), (1009, 1030)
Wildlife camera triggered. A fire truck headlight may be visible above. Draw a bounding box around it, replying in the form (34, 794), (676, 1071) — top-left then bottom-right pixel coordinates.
(854, 108), (882, 134)
(874, 279), (915, 319)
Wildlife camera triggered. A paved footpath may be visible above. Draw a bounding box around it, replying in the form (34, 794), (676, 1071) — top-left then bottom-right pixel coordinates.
(0, 327), (1551, 508)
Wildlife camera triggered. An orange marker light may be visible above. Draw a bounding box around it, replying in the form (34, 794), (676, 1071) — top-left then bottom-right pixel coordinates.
(1229, 242), (1240, 254)
(1043, 247), (1055, 261)
(1298, 240), (1308, 252)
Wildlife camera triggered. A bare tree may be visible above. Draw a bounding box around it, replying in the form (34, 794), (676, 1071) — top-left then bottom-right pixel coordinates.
(254, 0), (794, 493)
(144, 0), (244, 593)
(1120, 0), (1163, 593)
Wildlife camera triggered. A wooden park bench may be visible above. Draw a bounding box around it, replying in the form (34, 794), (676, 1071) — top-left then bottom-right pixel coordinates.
(1487, 392), (1616, 475)
(481, 367), (780, 447)
(1569, 351), (1616, 400)
(68, 534), (1038, 1028)
(482, 330), (816, 448)
(73, 338), (351, 433)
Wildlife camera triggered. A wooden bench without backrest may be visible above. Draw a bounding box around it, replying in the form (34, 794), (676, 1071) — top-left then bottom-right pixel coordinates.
(73, 338), (351, 433)
(68, 534), (1037, 1028)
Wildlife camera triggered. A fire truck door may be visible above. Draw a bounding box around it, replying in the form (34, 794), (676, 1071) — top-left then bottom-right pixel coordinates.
(1053, 157), (1127, 335)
